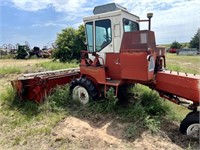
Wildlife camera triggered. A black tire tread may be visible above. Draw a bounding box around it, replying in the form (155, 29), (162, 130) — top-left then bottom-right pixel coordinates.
(179, 112), (199, 134)
(70, 77), (98, 100)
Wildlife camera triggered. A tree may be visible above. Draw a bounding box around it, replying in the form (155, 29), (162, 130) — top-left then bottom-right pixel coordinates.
(170, 41), (182, 49)
(189, 29), (199, 49)
(53, 25), (86, 62)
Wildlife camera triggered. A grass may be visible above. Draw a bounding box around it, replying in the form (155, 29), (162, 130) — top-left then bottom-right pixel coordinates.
(0, 67), (21, 75)
(0, 54), (15, 59)
(0, 59), (78, 76)
(0, 85), (70, 148)
(160, 42), (189, 48)
(0, 83), (168, 142)
(164, 101), (190, 122)
(166, 53), (200, 74)
(38, 60), (78, 70)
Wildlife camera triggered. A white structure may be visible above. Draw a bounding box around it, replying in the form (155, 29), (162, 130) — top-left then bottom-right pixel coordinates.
(83, 3), (140, 63)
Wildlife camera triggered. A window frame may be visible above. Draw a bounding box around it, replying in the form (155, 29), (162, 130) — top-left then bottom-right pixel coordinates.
(123, 18), (139, 32)
(85, 21), (94, 52)
(95, 19), (112, 52)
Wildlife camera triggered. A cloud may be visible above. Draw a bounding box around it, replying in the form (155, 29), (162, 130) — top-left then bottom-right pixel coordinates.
(9, 0), (200, 44)
(113, 0), (200, 43)
(32, 22), (66, 27)
(11, 0), (93, 27)
(11, 0), (90, 13)
(11, 0), (51, 11)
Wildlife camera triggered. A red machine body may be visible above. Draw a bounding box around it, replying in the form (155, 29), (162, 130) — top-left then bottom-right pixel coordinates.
(11, 69), (80, 103)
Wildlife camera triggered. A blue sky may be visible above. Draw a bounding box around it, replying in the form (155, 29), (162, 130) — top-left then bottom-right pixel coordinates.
(0, 0), (199, 48)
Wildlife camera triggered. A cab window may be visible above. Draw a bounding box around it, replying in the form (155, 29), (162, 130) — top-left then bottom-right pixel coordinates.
(95, 19), (112, 52)
(85, 22), (94, 52)
(123, 18), (139, 32)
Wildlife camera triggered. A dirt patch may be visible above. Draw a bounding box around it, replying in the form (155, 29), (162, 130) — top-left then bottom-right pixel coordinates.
(51, 116), (199, 150)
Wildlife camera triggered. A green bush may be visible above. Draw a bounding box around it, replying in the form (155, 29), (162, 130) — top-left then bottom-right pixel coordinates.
(42, 85), (71, 112)
(104, 87), (118, 112)
(53, 25), (86, 62)
(120, 85), (169, 137)
(170, 41), (182, 49)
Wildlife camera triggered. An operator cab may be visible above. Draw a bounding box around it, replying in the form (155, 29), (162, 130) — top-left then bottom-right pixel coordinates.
(83, 3), (140, 62)
(83, 3), (158, 82)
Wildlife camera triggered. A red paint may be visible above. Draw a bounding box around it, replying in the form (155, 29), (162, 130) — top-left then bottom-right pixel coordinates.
(11, 71), (80, 103)
(156, 71), (200, 104)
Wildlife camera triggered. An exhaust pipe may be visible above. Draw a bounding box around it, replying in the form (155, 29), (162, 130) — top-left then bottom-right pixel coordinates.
(137, 13), (153, 31)
(147, 13), (153, 31)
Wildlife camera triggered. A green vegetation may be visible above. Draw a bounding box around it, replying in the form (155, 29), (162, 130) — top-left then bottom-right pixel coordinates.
(166, 53), (200, 74)
(166, 64), (198, 74)
(0, 54), (15, 59)
(0, 67), (21, 75)
(38, 60), (78, 70)
(189, 29), (199, 49)
(0, 85), (69, 147)
(53, 25), (86, 62)
(170, 41), (182, 49)
(0, 82), (169, 143)
(160, 43), (189, 48)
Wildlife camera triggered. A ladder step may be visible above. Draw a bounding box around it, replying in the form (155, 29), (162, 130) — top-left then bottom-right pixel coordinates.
(105, 79), (120, 86)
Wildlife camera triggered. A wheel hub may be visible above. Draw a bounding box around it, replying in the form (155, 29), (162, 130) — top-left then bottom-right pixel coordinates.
(186, 123), (200, 138)
(72, 86), (89, 105)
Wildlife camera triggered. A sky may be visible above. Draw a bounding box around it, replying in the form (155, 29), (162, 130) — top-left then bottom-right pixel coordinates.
(0, 0), (199, 48)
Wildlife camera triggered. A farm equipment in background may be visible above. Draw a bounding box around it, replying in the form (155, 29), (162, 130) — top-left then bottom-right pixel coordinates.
(14, 44), (31, 59)
(14, 43), (52, 59)
(176, 48), (199, 55)
(169, 48), (177, 53)
(31, 46), (52, 58)
(11, 3), (200, 138)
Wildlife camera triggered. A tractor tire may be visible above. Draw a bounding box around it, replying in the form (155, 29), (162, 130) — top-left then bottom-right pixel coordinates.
(117, 84), (134, 105)
(70, 77), (98, 105)
(179, 112), (200, 138)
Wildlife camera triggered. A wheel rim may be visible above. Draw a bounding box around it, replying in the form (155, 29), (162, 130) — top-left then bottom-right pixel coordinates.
(72, 86), (89, 105)
(186, 123), (200, 138)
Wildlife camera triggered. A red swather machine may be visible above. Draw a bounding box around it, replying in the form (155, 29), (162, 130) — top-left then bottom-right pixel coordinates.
(11, 3), (199, 138)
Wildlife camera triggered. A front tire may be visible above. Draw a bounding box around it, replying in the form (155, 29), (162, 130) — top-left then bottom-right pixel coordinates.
(70, 77), (98, 105)
(179, 112), (200, 138)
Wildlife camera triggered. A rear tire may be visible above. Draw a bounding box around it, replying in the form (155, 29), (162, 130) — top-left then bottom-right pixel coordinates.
(70, 77), (98, 105)
(117, 84), (134, 105)
(179, 112), (200, 138)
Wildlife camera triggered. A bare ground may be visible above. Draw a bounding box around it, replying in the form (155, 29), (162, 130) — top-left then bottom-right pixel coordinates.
(0, 59), (199, 150)
(52, 116), (199, 150)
